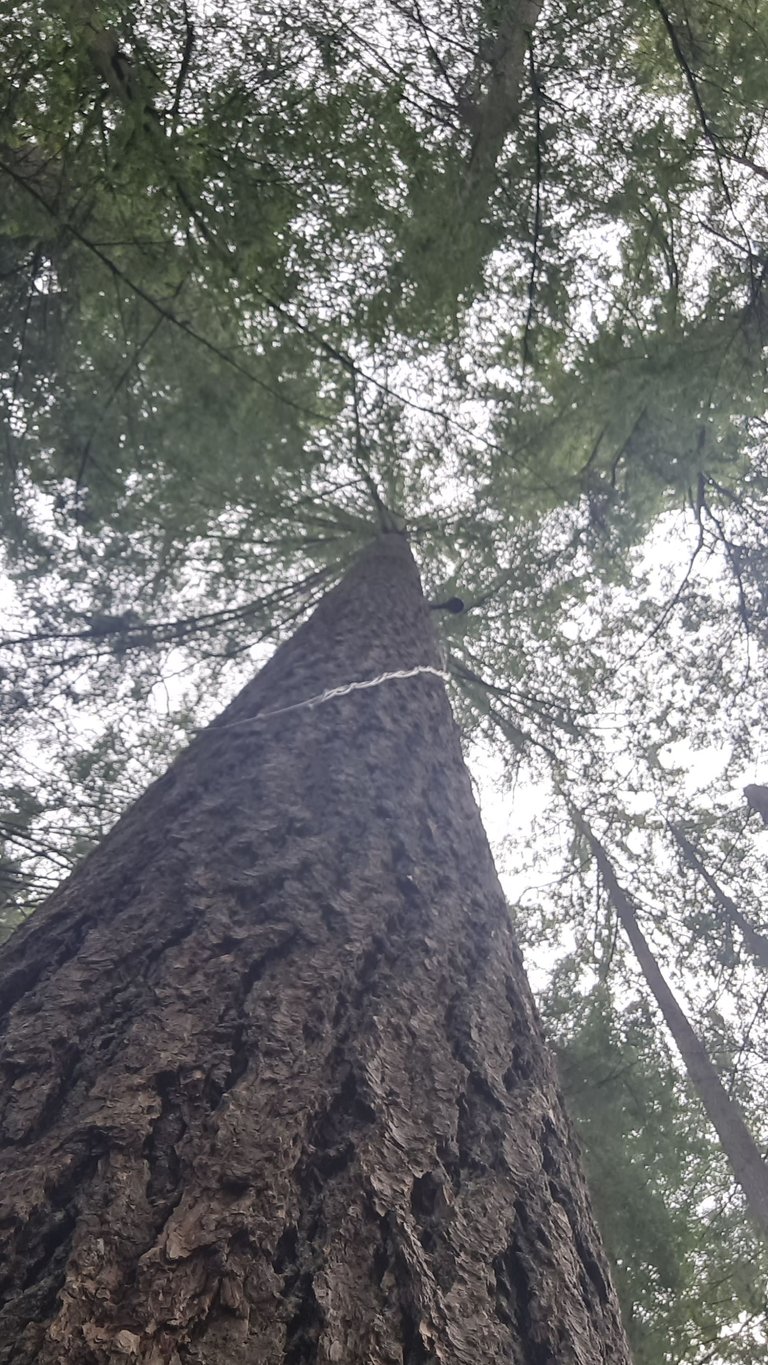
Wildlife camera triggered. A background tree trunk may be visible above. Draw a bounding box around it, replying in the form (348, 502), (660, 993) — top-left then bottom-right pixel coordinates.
(669, 822), (768, 973)
(0, 534), (630, 1363)
(576, 811), (768, 1237)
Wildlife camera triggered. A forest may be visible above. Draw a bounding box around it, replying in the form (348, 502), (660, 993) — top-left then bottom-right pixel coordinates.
(2, 1), (768, 1361)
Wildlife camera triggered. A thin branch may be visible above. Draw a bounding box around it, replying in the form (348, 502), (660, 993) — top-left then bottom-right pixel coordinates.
(0, 158), (329, 421)
(669, 821), (768, 972)
(75, 310), (167, 495)
(651, 0), (754, 266)
(700, 484), (751, 636)
(171, 0), (195, 128)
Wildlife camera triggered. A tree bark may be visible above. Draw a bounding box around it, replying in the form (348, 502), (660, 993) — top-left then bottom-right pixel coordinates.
(0, 534), (631, 1363)
(575, 810), (768, 1237)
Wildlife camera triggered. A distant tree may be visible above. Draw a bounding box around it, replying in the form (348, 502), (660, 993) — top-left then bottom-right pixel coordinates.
(552, 982), (768, 1365)
(573, 808), (768, 1237)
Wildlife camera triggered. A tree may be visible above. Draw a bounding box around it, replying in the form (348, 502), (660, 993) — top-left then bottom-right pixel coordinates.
(551, 981), (768, 1365)
(670, 821), (768, 973)
(0, 532), (630, 1363)
(572, 808), (768, 1237)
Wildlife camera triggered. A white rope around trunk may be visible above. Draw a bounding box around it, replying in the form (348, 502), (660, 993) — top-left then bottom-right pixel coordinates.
(207, 665), (450, 732)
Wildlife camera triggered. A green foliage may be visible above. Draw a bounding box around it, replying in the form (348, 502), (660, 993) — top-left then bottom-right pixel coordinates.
(552, 983), (768, 1364)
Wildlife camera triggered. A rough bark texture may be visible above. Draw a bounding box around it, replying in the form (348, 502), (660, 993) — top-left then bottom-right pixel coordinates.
(580, 815), (768, 1237)
(0, 535), (631, 1363)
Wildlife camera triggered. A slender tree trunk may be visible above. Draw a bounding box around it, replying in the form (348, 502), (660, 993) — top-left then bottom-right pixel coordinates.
(575, 810), (768, 1237)
(397, 2), (542, 323)
(460, 1), (543, 196)
(669, 822), (768, 972)
(0, 534), (630, 1363)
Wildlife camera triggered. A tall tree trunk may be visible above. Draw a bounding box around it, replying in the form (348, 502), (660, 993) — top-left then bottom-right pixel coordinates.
(574, 809), (768, 1237)
(669, 821), (768, 972)
(0, 534), (630, 1363)
(460, 1), (543, 195)
(397, 3), (542, 326)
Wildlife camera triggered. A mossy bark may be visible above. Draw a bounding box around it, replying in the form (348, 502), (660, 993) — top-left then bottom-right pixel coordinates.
(0, 534), (631, 1363)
